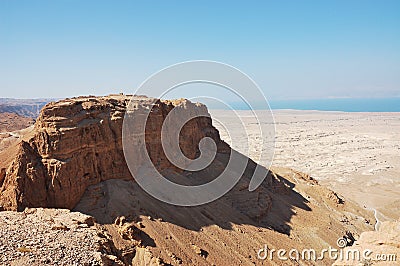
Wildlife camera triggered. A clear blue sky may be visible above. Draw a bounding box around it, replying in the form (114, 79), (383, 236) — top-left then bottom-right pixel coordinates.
(1, 0), (399, 100)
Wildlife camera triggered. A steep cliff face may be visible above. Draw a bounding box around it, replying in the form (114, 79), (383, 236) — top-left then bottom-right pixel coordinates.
(0, 95), (226, 211)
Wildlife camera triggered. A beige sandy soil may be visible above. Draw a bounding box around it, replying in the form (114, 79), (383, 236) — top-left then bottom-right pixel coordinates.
(210, 110), (400, 221)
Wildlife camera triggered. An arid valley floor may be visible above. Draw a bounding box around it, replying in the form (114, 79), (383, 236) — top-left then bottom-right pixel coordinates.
(211, 110), (400, 222)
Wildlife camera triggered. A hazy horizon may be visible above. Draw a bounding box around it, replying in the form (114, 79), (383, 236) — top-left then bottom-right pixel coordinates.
(1, 95), (399, 112)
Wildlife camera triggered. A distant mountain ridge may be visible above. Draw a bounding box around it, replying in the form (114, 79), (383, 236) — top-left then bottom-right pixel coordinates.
(0, 98), (55, 118)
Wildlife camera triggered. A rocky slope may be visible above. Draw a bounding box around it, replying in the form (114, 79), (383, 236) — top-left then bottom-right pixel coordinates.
(0, 112), (34, 133)
(0, 94), (380, 265)
(0, 208), (103, 265)
(334, 221), (400, 265)
(0, 167), (377, 266)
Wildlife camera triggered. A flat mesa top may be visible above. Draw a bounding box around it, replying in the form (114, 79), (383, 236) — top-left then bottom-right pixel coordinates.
(42, 94), (158, 109)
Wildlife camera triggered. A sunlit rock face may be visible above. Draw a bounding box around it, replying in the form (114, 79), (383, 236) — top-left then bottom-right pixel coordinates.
(0, 94), (226, 211)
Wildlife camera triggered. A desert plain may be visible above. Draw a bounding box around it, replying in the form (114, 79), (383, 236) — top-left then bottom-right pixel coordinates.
(211, 109), (400, 223)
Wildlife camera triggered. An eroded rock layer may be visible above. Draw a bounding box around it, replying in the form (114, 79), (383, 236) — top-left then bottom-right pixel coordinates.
(0, 95), (226, 211)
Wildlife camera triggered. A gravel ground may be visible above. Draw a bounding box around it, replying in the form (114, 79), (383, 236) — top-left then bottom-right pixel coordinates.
(0, 208), (103, 266)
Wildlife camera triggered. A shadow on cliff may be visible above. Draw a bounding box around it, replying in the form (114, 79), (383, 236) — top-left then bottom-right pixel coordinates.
(74, 150), (311, 237)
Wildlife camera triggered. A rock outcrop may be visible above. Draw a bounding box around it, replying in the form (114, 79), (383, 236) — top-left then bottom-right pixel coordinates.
(334, 221), (400, 265)
(0, 208), (154, 265)
(0, 94), (227, 211)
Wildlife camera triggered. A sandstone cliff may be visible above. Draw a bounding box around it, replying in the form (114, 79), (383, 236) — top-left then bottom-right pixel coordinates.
(0, 95), (226, 211)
